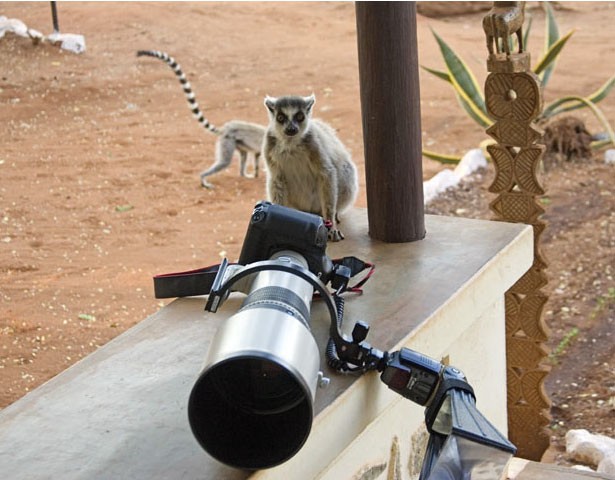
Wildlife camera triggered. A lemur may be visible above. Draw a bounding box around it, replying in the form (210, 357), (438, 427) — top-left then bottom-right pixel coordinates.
(262, 94), (358, 242)
(137, 50), (265, 188)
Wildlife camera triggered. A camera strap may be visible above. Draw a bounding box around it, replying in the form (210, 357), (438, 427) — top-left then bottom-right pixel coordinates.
(331, 256), (375, 294)
(153, 264), (230, 299)
(153, 257), (374, 299)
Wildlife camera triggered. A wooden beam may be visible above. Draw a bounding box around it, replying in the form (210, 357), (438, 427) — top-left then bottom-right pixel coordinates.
(355, 2), (425, 243)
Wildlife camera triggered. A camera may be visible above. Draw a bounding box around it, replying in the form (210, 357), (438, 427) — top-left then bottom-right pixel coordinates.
(182, 201), (516, 477)
(238, 201), (333, 280)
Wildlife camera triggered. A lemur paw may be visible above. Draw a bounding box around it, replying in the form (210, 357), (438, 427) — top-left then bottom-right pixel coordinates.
(328, 228), (345, 242)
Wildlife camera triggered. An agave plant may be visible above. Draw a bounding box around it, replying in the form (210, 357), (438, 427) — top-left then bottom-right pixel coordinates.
(422, 2), (615, 164)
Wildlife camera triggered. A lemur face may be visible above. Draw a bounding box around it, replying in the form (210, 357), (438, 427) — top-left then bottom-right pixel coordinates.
(264, 95), (315, 138)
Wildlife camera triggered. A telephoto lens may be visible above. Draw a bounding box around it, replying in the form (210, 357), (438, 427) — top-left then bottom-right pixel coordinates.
(188, 251), (321, 470)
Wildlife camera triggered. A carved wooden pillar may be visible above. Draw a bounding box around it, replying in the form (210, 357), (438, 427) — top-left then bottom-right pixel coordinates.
(483, 3), (552, 460)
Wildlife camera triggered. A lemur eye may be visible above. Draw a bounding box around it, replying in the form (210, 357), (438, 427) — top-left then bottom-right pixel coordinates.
(276, 113), (286, 123)
(295, 112), (305, 122)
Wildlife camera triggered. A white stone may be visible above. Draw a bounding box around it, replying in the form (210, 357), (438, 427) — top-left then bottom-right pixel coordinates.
(454, 148), (488, 179)
(566, 429), (615, 467)
(0, 16), (28, 38)
(47, 32), (86, 54)
(423, 148), (488, 205)
(571, 465), (595, 472)
(0, 17), (85, 53)
(27, 28), (43, 43)
(605, 149), (615, 165)
(423, 168), (459, 204)
(598, 454), (615, 476)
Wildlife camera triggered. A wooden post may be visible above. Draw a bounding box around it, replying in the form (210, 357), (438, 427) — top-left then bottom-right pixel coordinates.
(50, 1), (60, 33)
(355, 2), (425, 243)
(482, 2), (551, 460)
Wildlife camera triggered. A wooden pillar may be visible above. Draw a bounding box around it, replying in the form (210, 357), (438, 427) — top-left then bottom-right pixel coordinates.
(355, 2), (425, 243)
(482, 2), (551, 460)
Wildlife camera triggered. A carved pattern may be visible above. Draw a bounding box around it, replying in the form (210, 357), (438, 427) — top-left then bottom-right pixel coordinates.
(490, 191), (545, 223)
(519, 294), (549, 340)
(487, 120), (543, 147)
(483, 2), (551, 460)
(506, 337), (549, 368)
(507, 368), (550, 408)
(487, 144), (545, 195)
(510, 265), (548, 294)
(485, 73), (542, 121)
(505, 292), (549, 341)
(508, 404), (551, 431)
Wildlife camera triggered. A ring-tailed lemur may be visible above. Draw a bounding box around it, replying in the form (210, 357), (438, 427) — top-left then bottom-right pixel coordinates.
(262, 94), (358, 241)
(137, 50), (265, 188)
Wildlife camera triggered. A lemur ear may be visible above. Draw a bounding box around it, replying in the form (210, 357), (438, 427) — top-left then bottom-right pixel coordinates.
(304, 94), (316, 112)
(264, 96), (276, 113)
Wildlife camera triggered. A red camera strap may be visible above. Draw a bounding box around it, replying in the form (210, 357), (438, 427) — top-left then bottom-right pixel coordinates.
(331, 256), (375, 294)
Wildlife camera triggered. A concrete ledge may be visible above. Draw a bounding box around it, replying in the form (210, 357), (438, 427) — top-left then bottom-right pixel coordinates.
(0, 210), (533, 479)
(507, 458), (610, 479)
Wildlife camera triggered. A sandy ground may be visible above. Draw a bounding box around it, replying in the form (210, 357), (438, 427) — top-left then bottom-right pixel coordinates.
(1, 1), (614, 467)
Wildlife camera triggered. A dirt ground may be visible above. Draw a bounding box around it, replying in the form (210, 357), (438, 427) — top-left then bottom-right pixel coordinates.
(1, 1), (613, 468)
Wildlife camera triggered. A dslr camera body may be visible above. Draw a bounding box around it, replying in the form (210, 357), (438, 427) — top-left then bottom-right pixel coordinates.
(238, 201), (334, 281)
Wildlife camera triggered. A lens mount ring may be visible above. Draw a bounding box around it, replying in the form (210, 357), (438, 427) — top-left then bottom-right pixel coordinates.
(240, 285), (312, 329)
(216, 260), (340, 331)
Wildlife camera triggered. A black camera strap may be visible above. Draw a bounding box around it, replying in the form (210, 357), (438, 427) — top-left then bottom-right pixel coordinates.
(153, 256), (374, 299)
(153, 264), (230, 299)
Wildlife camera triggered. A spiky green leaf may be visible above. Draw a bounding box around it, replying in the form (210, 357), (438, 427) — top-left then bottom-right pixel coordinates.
(533, 29), (575, 77)
(523, 14), (533, 52)
(421, 66), (490, 128)
(591, 138), (613, 150)
(541, 2), (560, 86)
(420, 65), (452, 84)
(540, 98), (577, 119)
(544, 2), (560, 46)
(588, 74), (615, 104)
(542, 75), (615, 117)
(430, 29), (490, 126)
(455, 92), (493, 129)
(422, 149), (461, 165)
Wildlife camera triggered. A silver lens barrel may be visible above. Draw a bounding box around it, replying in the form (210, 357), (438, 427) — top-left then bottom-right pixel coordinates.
(188, 251), (321, 470)
(239, 250), (314, 329)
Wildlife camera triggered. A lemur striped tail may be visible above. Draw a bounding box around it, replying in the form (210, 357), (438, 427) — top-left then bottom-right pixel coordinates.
(137, 50), (220, 135)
